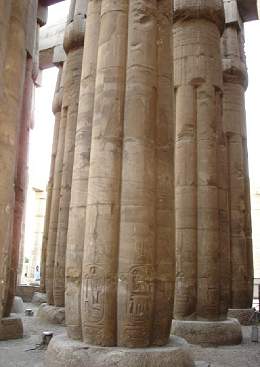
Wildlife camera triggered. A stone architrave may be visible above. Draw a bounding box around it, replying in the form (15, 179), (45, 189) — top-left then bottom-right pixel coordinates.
(172, 0), (241, 346)
(40, 65), (63, 293)
(53, 0), (86, 307)
(66, 0), (101, 341)
(0, 0), (28, 339)
(46, 62), (67, 305)
(222, 0), (254, 311)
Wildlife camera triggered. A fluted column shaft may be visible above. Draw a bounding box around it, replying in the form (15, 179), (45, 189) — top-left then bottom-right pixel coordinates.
(66, 0), (101, 340)
(118, 0), (174, 347)
(40, 66), (63, 293)
(0, 0), (27, 318)
(0, 1), (11, 90)
(173, 0), (228, 321)
(53, 0), (86, 307)
(79, 0), (174, 348)
(81, 0), (129, 346)
(222, 14), (253, 309)
(4, 58), (34, 316)
(46, 63), (67, 305)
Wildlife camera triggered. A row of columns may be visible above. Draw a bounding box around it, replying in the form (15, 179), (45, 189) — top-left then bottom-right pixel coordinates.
(38, 0), (254, 351)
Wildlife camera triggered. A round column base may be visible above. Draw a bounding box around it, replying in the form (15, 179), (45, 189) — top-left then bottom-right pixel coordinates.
(228, 308), (255, 325)
(32, 292), (47, 305)
(37, 303), (65, 324)
(171, 318), (242, 346)
(45, 334), (195, 367)
(11, 296), (24, 314)
(0, 314), (23, 340)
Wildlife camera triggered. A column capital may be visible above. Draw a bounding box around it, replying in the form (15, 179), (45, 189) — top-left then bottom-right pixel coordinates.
(63, 0), (86, 54)
(173, 0), (225, 33)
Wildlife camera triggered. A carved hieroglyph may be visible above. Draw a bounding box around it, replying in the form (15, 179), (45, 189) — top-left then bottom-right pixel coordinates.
(53, 0), (86, 307)
(173, 0), (230, 321)
(78, 0), (175, 348)
(66, 0), (101, 341)
(0, 0), (27, 318)
(222, 1), (254, 309)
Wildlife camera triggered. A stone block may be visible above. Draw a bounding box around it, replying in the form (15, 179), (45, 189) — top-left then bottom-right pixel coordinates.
(223, 0), (243, 28)
(37, 303), (65, 324)
(32, 292), (47, 305)
(228, 308), (255, 325)
(0, 315), (23, 341)
(16, 285), (40, 302)
(171, 318), (242, 346)
(45, 334), (195, 367)
(53, 45), (66, 65)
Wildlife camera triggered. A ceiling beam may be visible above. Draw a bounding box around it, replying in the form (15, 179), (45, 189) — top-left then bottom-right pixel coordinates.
(39, 0), (64, 6)
(237, 0), (258, 21)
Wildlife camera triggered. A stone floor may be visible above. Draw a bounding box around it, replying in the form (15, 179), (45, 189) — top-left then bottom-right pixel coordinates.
(0, 303), (259, 367)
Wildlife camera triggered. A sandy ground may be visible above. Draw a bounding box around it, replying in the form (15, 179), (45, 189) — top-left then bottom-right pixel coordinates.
(0, 303), (63, 367)
(0, 303), (259, 367)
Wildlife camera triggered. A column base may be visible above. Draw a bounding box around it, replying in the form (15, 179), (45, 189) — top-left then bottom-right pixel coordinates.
(0, 315), (23, 340)
(32, 292), (47, 305)
(171, 318), (242, 346)
(45, 334), (195, 367)
(37, 303), (65, 324)
(228, 308), (255, 325)
(11, 296), (24, 314)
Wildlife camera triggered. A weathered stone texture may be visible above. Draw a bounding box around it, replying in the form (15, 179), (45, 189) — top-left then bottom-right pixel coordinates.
(227, 308), (255, 325)
(78, 0), (175, 349)
(40, 66), (63, 294)
(46, 334), (195, 367)
(46, 63), (67, 305)
(171, 318), (242, 346)
(32, 292), (47, 305)
(66, 0), (101, 341)
(222, 1), (254, 310)
(173, 0), (228, 322)
(117, 0), (174, 347)
(0, 0), (28, 320)
(0, 315), (23, 341)
(37, 303), (65, 324)
(53, 0), (86, 307)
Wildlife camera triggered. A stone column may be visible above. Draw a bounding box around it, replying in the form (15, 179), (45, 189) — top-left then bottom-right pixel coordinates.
(5, 0), (46, 312)
(0, 0), (28, 339)
(4, 58), (34, 316)
(40, 65), (63, 293)
(46, 63), (67, 305)
(172, 0), (242, 346)
(66, 0), (101, 340)
(53, 0), (86, 307)
(46, 2), (194, 365)
(0, 1), (11, 89)
(117, 0), (174, 348)
(80, 0), (129, 346)
(222, 1), (254, 324)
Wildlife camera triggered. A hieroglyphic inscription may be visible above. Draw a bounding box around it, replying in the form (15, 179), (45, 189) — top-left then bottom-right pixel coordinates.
(84, 265), (105, 323)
